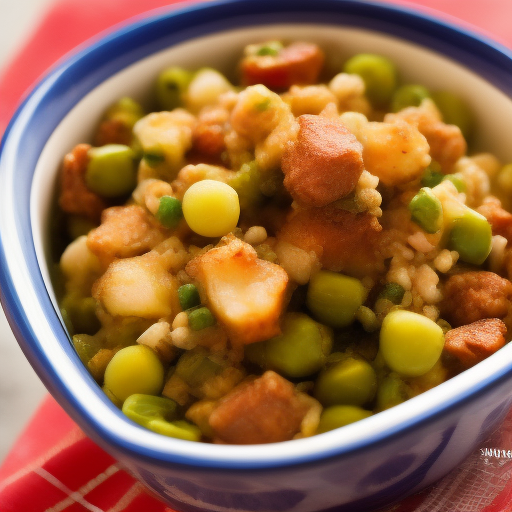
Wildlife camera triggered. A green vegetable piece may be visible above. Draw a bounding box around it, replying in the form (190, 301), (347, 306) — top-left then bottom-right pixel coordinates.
(408, 187), (443, 234)
(122, 394), (201, 441)
(442, 173), (466, 192)
(156, 67), (193, 111)
(104, 97), (145, 129)
(448, 207), (492, 265)
(86, 144), (136, 197)
(245, 313), (333, 379)
(431, 90), (473, 141)
(60, 294), (100, 335)
(343, 53), (397, 107)
(379, 310), (444, 377)
(255, 41), (283, 56)
(379, 283), (406, 305)
(73, 333), (102, 366)
(375, 373), (409, 411)
(307, 270), (367, 328)
(143, 150), (166, 167)
(103, 345), (164, 402)
(228, 161), (265, 211)
(175, 349), (222, 388)
(156, 196), (183, 229)
(178, 284), (201, 311)
(317, 405), (372, 434)
(391, 84), (430, 112)
(187, 307), (216, 331)
(314, 356), (377, 407)
(420, 161), (443, 188)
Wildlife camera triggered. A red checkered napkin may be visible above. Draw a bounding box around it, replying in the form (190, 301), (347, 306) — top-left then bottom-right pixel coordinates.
(2, 396), (512, 512)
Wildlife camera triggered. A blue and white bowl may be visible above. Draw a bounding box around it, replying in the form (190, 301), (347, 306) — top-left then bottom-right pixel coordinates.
(2, 1), (512, 511)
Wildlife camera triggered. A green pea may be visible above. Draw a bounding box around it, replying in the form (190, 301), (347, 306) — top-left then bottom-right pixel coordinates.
(378, 283), (405, 305)
(178, 284), (201, 311)
(408, 187), (443, 234)
(314, 356), (377, 407)
(317, 405), (372, 434)
(391, 84), (430, 112)
(379, 310), (444, 377)
(156, 67), (193, 111)
(104, 97), (145, 129)
(86, 144), (136, 197)
(442, 173), (466, 193)
(156, 196), (183, 229)
(103, 345), (164, 402)
(375, 373), (409, 411)
(448, 208), (492, 265)
(255, 41), (283, 56)
(343, 53), (397, 107)
(307, 270), (366, 328)
(421, 161), (443, 188)
(122, 394), (201, 441)
(187, 307), (216, 331)
(245, 313), (333, 379)
(431, 90), (473, 141)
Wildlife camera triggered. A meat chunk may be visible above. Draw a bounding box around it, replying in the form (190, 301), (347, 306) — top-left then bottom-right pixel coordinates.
(94, 119), (132, 147)
(87, 205), (165, 267)
(209, 371), (309, 444)
(186, 235), (289, 345)
(59, 144), (106, 222)
(282, 115), (364, 207)
(444, 318), (507, 369)
(278, 206), (383, 278)
(191, 106), (228, 162)
(385, 99), (466, 172)
(477, 197), (512, 242)
(241, 42), (324, 90)
(442, 271), (512, 327)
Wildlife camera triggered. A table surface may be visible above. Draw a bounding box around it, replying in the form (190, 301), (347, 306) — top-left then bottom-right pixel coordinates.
(1, 0), (512, 470)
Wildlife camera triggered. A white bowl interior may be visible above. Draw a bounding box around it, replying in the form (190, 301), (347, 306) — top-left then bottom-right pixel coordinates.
(29, 23), (512, 463)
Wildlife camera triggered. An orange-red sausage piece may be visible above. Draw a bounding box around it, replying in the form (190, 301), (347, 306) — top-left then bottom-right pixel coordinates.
(282, 115), (364, 207)
(209, 371), (309, 444)
(241, 42), (325, 90)
(444, 318), (507, 369)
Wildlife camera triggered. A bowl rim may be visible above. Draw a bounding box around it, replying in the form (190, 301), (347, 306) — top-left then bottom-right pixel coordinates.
(2, 0), (512, 470)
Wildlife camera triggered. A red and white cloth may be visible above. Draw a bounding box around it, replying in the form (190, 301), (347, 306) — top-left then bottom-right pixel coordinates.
(1, 0), (512, 510)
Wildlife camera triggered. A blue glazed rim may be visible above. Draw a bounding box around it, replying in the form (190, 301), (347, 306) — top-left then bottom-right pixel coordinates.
(2, 0), (512, 471)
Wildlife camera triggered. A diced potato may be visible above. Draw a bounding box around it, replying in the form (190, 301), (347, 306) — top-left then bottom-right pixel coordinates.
(229, 84), (299, 171)
(133, 110), (195, 174)
(171, 163), (232, 201)
(360, 119), (431, 186)
(185, 68), (234, 114)
(385, 99), (466, 172)
(92, 253), (178, 319)
(186, 234), (289, 344)
(60, 235), (102, 295)
(87, 205), (165, 267)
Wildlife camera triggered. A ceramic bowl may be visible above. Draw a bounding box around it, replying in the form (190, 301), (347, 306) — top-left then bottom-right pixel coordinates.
(2, 1), (512, 511)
